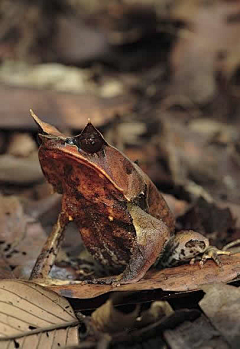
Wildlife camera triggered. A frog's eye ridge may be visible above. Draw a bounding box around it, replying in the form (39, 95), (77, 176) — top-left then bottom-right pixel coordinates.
(74, 122), (106, 154)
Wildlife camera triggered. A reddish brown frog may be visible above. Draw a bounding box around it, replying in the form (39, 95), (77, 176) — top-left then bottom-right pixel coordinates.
(30, 110), (230, 284)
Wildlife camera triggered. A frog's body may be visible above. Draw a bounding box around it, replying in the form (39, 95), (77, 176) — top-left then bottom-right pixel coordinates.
(39, 147), (174, 270)
(30, 111), (230, 284)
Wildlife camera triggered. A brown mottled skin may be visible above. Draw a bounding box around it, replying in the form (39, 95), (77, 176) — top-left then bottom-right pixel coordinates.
(30, 111), (230, 284)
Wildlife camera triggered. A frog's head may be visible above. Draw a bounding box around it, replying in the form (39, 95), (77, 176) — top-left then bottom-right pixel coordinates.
(31, 110), (147, 200)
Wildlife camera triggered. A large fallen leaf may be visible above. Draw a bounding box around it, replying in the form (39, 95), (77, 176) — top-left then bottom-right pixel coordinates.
(0, 280), (79, 348)
(45, 253), (240, 299)
(200, 283), (240, 349)
(0, 153), (43, 184)
(0, 85), (135, 130)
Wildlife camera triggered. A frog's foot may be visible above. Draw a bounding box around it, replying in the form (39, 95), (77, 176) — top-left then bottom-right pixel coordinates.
(190, 246), (231, 268)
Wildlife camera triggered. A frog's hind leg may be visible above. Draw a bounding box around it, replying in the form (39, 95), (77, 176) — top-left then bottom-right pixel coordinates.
(96, 203), (171, 285)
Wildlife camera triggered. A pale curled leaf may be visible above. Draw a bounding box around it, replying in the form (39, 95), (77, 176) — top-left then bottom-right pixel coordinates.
(92, 299), (140, 334)
(139, 301), (174, 328)
(0, 280), (79, 348)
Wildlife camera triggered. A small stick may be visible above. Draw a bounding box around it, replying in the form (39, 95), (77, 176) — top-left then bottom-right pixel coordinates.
(223, 239), (240, 251)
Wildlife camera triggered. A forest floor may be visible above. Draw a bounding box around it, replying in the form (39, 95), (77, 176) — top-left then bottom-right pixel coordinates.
(0, 1), (240, 348)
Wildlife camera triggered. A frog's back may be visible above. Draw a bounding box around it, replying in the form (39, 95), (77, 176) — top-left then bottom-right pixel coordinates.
(85, 144), (175, 233)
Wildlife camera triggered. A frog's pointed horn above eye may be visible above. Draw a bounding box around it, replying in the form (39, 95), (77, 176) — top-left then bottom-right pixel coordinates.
(74, 122), (107, 154)
(30, 109), (65, 137)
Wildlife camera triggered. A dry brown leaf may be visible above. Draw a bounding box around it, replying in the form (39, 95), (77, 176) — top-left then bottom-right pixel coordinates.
(92, 298), (140, 334)
(163, 314), (228, 349)
(218, 200), (240, 229)
(0, 195), (47, 278)
(189, 118), (238, 144)
(0, 280), (79, 348)
(0, 85), (135, 130)
(0, 196), (29, 245)
(45, 253), (240, 299)
(159, 118), (240, 203)
(7, 133), (37, 157)
(162, 194), (189, 219)
(0, 258), (15, 279)
(179, 197), (235, 240)
(140, 301), (173, 328)
(200, 283), (240, 349)
(0, 153), (43, 184)
(91, 298), (174, 339)
(170, 1), (240, 103)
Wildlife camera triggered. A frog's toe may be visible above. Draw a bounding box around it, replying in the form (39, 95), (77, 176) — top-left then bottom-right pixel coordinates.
(193, 246), (231, 268)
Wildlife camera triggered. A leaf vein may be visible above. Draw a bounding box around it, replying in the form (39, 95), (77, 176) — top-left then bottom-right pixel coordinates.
(0, 287), (67, 322)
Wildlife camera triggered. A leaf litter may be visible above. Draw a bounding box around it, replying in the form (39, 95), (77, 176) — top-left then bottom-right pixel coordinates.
(1, 1), (240, 348)
(200, 283), (240, 349)
(0, 195), (47, 279)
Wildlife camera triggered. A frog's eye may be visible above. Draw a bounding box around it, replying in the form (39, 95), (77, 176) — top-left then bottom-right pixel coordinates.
(78, 133), (104, 153)
(74, 122), (106, 154)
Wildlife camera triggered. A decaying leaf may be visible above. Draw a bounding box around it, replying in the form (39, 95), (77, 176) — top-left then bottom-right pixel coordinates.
(0, 195), (28, 246)
(170, 0), (240, 103)
(0, 258), (15, 280)
(178, 197), (235, 241)
(139, 301), (174, 328)
(162, 194), (189, 218)
(7, 132), (37, 158)
(0, 195), (46, 278)
(163, 314), (229, 349)
(200, 283), (240, 349)
(0, 280), (79, 348)
(91, 298), (140, 334)
(159, 117), (240, 204)
(0, 85), (135, 130)
(88, 297), (178, 349)
(0, 153), (43, 184)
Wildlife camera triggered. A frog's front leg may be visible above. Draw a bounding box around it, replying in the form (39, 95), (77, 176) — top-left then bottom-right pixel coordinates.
(157, 230), (231, 268)
(30, 212), (69, 280)
(92, 203), (172, 285)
